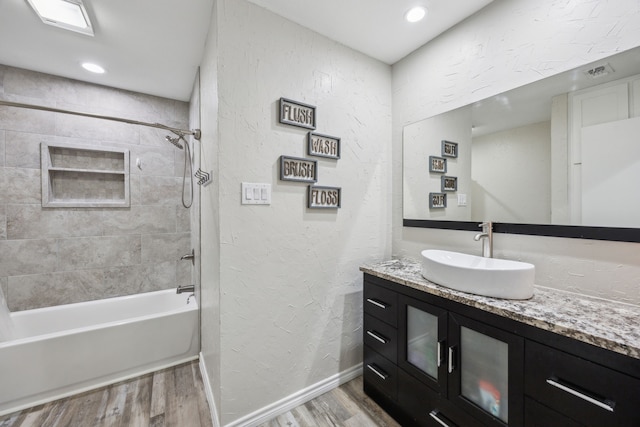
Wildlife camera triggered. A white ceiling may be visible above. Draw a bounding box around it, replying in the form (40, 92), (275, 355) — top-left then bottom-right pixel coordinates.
(0, 0), (493, 101)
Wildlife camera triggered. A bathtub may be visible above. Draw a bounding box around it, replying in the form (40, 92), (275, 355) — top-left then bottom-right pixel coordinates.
(0, 289), (199, 416)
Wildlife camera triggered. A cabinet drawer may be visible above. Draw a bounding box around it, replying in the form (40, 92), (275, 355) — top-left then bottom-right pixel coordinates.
(364, 346), (397, 402)
(525, 340), (640, 427)
(398, 369), (484, 427)
(364, 282), (398, 327)
(524, 397), (581, 427)
(364, 314), (397, 363)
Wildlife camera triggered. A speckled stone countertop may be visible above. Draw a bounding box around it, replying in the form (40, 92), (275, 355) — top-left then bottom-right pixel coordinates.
(361, 259), (640, 360)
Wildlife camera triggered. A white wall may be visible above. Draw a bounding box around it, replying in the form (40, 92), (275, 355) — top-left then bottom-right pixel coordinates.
(392, 0), (640, 305)
(199, 0), (391, 424)
(471, 121), (551, 223)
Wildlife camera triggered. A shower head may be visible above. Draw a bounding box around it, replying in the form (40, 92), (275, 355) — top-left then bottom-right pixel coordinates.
(165, 135), (184, 149)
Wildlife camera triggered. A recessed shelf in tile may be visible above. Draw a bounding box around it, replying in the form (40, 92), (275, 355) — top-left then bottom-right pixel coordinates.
(41, 142), (130, 208)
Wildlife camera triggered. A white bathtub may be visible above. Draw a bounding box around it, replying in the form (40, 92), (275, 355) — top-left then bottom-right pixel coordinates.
(0, 289), (199, 416)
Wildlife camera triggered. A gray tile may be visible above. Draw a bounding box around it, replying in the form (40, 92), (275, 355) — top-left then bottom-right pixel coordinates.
(0, 205), (5, 240)
(3, 67), (64, 100)
(4, 131), (41, 169)
(177, 205), (191, 233)
(0, 239), (57, 276)
(0, 94), (56, 134)
(103, 261), (177, 295)
(102, 205), (176, 235)
(58, 235), (141, 270)
(0, 168), (41, 204)
(0, 277), (7, 306)
(140, 176), (183, 206)
(129, 145), (176, 176)
(141, 233), (191, 264)
(7, 269), (105, 311)
(0, 130), (5, 166)
(55, 102), (140, 144)
(7, 205), (104, 239)
(0, 64), (5, 94)
(129, 175), (141, 206)
(177, 259), (192, 288)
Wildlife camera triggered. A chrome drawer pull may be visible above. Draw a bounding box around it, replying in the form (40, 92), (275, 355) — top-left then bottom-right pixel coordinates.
(546, 378), (615, 412)
(366, 298), (387, 309)
(429, 410), (453, 427)
(366, 330), (387, 344)
(437, 340), (445, 368)
(366, 364), (388, 380)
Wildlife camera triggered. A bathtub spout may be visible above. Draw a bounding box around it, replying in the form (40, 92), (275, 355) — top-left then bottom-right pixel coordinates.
(176, 285), (195, 294)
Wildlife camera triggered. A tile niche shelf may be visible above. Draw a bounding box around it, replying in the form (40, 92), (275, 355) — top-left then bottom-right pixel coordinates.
(41, 142), (130, 208)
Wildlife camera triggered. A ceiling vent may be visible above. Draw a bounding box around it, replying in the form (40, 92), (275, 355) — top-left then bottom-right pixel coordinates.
(583, 63), (614, 79)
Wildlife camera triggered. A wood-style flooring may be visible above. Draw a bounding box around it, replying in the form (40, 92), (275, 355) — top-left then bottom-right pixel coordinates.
(1, 364), (398, 427)
(0, 360), (212, 427)
(256, 376), (401, 427)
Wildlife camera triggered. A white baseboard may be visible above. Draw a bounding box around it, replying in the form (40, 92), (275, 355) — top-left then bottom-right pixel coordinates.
(199, 353), (221, 427)
(223, 363), (363, 427)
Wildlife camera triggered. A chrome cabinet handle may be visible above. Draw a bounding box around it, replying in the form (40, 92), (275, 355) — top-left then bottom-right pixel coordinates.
(437, 340), (445, 368)
(546, 378), (615, 412)
(366, 330), (387, 344)
(366, 298), (387, 309)
(366, 364), (388, 380)
(448, 346), (456, 373)
(429, 410), (453, 427)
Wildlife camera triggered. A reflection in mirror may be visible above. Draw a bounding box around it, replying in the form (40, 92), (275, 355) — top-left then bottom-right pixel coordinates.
(403, 46), (640, 232)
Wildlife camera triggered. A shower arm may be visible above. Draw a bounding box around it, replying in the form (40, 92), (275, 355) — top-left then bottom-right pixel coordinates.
(0, 100), (201, 140)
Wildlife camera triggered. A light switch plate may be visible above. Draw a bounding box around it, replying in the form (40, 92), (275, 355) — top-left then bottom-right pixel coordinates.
(457, 194), (467, 207)
(241, 182), (271, 205)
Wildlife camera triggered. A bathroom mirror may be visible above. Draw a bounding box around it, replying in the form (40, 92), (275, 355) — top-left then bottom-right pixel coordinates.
(403, 46), (640, 242)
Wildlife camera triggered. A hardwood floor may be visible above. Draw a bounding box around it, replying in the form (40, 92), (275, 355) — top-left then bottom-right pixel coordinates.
(0, 360), (212, 427)
(1, 365), (398, 427)
(256, 376), (401, 427)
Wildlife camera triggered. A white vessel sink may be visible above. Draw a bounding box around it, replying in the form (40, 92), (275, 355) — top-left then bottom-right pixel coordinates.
(420, 249), (535, 300)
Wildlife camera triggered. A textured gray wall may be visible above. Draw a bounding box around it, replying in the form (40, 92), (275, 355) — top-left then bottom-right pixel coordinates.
(0, 65), (192, 311)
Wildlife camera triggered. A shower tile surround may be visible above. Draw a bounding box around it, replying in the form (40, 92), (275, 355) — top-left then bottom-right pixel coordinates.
(0, 65), (192, 311)
(362, 259), (640, 359)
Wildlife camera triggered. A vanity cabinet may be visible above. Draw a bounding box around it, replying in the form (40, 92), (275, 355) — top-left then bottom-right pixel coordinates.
(362, 273), (640, 427)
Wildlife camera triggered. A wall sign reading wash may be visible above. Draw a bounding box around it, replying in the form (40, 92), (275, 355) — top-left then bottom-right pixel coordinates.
(279, 155), (317, 183)
(279, 98), (316, 130)
(308, 132), (340, 159)
(308, 185), (341, 209)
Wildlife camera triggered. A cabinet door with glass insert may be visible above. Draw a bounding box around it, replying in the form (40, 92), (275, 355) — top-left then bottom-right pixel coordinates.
(448, 313), (524, 427)
(398, 295), (448, 394)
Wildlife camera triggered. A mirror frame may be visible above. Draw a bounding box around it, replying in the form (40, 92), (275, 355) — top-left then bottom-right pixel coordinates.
(403, 219), (640, 243)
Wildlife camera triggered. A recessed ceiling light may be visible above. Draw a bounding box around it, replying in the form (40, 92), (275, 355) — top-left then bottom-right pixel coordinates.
(82, 63), (105, 74)
(405, 6), (427, 23)
(26, 0), (94, 36)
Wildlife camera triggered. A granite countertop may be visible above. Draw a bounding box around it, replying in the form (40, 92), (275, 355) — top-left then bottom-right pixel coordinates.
(360, 259), (640, 360)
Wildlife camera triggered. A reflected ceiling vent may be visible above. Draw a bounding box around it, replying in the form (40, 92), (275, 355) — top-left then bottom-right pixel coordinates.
(583, 63), (614, 79)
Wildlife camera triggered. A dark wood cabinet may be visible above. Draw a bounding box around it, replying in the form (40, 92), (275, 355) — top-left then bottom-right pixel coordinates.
(363, 273), (640, 427)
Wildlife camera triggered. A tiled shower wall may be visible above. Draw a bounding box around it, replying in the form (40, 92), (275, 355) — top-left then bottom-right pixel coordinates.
(0, 65), (192, 311)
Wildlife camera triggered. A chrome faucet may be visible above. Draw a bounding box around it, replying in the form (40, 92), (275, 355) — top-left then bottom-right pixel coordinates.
(180, 249), (195, 265)
(176, 284), (195, 294)
(474, 221), (493, 258)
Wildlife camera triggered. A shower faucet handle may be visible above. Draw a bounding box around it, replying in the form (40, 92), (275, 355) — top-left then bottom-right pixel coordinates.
(180, 249), (195, 265)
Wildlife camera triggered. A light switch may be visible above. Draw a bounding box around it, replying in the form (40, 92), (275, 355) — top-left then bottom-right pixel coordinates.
(241, 182), (271, 205)
(457, 194), (467, 207)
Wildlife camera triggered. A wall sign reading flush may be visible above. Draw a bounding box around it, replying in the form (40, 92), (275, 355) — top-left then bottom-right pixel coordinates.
(279, 98), (316, 130)
(308, 185), (341, 209)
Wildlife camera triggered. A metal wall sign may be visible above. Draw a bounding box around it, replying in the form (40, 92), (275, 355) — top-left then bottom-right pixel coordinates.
(429, 192), (447, 209)
(441, 140), (458, 158)
(308, 132), (340, 159)
(279, 98), (316, 130)
(429, 156), (447, 173)
(279, 155), (318, 183)
(441, 176), (457, 192)
(308, 185), (341, 209)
